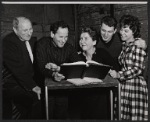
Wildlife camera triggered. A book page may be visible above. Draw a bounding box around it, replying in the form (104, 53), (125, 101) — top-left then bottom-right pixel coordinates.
(83, 77), (103, 83)
(61, 61), (86, 66)
(67, 78), (90, 86)
(86, 60), (111, 67)
(67, 78), (103, 86)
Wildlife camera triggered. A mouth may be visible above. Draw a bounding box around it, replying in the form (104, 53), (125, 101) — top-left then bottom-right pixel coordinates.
(102, 36), (109, 40)
(81, 45), (86, 47)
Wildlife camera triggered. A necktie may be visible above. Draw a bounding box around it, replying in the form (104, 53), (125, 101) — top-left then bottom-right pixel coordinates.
(25, 41), (34, 63)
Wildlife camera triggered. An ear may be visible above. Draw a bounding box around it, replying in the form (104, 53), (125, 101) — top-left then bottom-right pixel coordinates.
(50, 31), (54, 38)
(93, 40), (97, 46)
(114, 29), (117, 34)
(13, 27), (17, 34)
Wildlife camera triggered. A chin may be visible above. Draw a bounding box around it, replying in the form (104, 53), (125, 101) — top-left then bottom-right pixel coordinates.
(58, 45), (64, 48)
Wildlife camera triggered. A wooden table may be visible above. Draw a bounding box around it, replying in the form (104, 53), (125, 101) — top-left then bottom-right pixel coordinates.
(45, 75), (121, 120)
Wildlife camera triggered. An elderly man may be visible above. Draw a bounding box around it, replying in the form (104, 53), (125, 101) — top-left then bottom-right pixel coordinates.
(2, 17), (42, 119)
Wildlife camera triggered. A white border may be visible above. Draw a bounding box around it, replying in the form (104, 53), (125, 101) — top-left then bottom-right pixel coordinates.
(2, 1), (147, 4)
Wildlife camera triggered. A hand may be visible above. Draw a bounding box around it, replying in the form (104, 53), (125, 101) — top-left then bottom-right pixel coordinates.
(32, 86), (41, 100)
(109, 69), (119, 79)
(45, 63), (60, 72)
(134, 38), (147, 50)
(52, 72), (65, 82)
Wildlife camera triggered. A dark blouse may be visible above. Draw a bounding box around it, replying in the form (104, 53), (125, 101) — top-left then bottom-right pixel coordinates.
(78, 48), (118, 70)
(36, 37), (80, 77)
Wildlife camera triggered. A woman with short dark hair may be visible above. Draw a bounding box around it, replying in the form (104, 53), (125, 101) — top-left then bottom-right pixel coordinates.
(109, 14), (148, 120)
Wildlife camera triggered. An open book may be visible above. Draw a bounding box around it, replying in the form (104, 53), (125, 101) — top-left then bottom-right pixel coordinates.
(60, 61), (111, 85)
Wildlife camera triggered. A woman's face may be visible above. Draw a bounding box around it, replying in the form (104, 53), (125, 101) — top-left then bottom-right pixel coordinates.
(79, 32), (96, 51)
(119, 26), (134, 43)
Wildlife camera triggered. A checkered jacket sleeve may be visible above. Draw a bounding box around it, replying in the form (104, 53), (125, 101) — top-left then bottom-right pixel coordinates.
(118, 44), (146, 81)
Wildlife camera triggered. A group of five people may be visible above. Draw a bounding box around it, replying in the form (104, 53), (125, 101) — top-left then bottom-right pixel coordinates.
(2, 14), (148, 120)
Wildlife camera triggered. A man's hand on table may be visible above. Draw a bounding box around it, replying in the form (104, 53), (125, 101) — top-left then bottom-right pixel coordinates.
(52, 72), (65, 82)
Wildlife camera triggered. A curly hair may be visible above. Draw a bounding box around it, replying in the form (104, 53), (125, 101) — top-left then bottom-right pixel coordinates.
(119, 14), (141, 38)
(80, 27), (99, 42)
(50, 20), (70, 34)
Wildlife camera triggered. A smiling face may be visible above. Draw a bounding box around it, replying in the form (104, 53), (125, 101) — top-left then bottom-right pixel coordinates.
(51, 27), (69, 48)
(79, 32), (96, 52)
(119, 26), (134, 43)
(13, 18), (33, 41)
(100, 23), (116, 43)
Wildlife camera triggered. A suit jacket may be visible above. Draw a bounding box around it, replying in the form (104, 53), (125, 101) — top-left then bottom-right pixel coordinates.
(2, 32), (37, 91)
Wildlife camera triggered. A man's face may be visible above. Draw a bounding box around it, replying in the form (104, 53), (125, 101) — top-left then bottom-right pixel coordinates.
(51, 27), (69, 48)
(14, 19), (33, 41)
(100, 23), (116, 43)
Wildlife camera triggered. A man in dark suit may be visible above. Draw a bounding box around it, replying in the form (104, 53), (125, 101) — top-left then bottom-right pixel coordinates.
(2, 17), (42, 119)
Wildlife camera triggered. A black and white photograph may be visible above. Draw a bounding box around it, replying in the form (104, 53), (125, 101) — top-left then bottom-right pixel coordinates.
(1, 1), (148, 121)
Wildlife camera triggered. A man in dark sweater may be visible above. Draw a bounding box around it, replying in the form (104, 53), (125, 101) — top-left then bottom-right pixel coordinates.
(36, 21), (80, 119)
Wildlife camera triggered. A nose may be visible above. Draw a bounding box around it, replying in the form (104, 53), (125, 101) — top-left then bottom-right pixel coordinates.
(80, 38), (85, 43)
(28, 30), (32, 36)
(120, 30), (124, 35)
(62, 38), (66, 43)
(104, 32), (108, 37)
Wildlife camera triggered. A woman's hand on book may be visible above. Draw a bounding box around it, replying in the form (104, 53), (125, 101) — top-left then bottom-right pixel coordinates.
(45, 63), (60, 72)
(109, 69), (120, 79)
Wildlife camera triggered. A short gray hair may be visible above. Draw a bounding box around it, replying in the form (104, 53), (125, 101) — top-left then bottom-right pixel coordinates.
(13, 17), (31, 29)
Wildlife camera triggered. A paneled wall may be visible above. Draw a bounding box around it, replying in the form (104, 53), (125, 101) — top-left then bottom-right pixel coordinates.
(43, 5), (76, 47)
(1, 4), (76, 47)
(1, 4), (44, 40)
(76, 4), (148, 44)
(114, 4), (148, 42)
(1, 4), (148, 47)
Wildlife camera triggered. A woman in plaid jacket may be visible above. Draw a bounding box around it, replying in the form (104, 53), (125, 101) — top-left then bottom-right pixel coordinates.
(109, 14), (148, 120)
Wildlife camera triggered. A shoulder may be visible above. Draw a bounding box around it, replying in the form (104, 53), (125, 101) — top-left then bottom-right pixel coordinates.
(96, 48), (110, 54)
(3, 32), (20, 47)
(131, 43), (146, 56)
(3, 32), (17, 42)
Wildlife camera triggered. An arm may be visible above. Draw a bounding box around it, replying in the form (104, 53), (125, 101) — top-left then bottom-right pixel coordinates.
(36, 40), (53, 78)
(118, 45), (146, 81)
(3, 39), (36, 91)
(134, 38), (147, 50)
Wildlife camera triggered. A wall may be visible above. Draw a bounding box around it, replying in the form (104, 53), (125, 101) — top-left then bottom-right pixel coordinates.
(43, 4), (76, 47)
(1, 4), (148, 47)
(1, 4), (75, 47)
(76, 4), (148, 44)
(114, 4), (148, 42)
(1, 4), (44, 40)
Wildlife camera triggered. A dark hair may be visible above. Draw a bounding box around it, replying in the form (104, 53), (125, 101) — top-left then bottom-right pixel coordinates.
(50, 20), (69, 34)
(101, 16), (117, 29)
(80, 27), (98, 41)
(119, 14), (141, 38)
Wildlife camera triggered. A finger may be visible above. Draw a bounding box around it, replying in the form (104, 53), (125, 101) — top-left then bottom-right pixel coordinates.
(37, 93), (41, 100)
(51, 64), (57, 69)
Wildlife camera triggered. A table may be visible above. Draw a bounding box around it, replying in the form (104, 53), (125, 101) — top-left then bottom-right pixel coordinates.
(45, 75), (121, 120)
